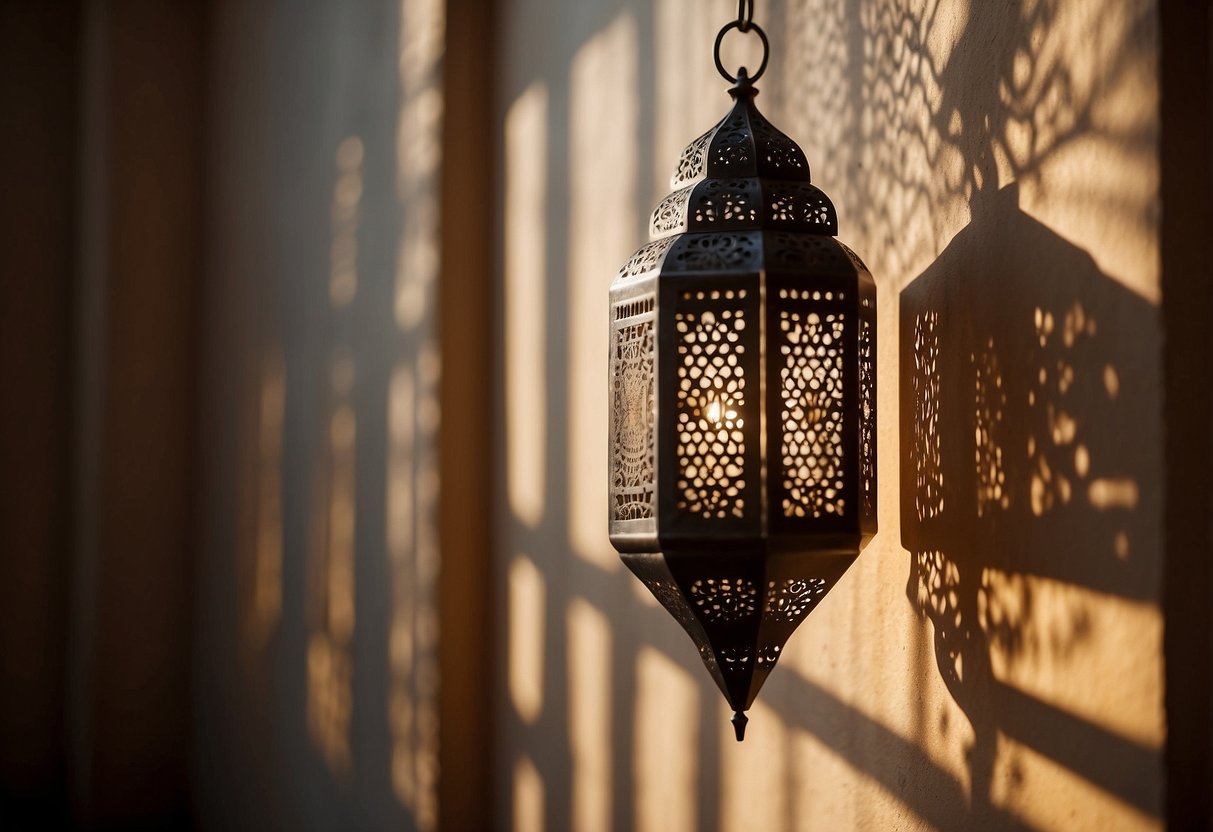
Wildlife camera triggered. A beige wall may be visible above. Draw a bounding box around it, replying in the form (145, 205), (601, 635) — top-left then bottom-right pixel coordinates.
(494, 1), (1163, 829)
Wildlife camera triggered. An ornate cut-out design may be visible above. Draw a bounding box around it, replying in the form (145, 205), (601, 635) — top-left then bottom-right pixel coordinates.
(860, 317), (875, 517)
(619, 237), (675, 279)
(693, 179), (760, 224)
(674, 128), (716, 187)
(612, 316), (656, 521)
(778, 287), (844, 302)
(651, 184), (695, 236)
(765, 578), (828, 623)
(675, 296), (748, 519)
(768, 183), (835, 230)
(755, 644), (783, 666)
(751, 110), (808, 173)
(766, 233), (853, 271)
(913, 312), (943, 520)
(710, 109), (754, 171)
(779, 307), (846, 518)
(717, 645), (754, 668)
(690, 577), (758, 622)
(667, 232), (760, 272)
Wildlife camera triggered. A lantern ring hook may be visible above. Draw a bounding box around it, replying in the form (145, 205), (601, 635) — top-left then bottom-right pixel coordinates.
(714, 20), (769, 84)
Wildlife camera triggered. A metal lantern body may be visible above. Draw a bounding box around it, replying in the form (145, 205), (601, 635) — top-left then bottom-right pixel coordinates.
(608, 71), (877, 738)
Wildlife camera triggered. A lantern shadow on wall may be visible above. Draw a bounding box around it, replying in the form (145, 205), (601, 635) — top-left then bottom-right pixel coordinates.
(900, 182), (1162, 823)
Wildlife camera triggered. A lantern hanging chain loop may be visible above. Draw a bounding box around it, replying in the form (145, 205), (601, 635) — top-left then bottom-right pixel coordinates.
(736, 0), (754, 31)
(714, 17), (769, 84)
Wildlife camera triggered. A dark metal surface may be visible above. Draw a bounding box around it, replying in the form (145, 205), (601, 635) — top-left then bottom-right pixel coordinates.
(609, 60), (877, 740)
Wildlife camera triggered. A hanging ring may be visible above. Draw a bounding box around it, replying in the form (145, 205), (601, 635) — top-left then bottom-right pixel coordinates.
(736, 0), (754, 31)
(714, 19), (769, 84)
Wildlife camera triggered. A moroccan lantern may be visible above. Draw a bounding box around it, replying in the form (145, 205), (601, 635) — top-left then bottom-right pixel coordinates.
(608, 11), (877, 741)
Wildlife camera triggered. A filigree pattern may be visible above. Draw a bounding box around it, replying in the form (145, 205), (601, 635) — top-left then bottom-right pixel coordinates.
(780, 308), (846, 518)
(692, 179), (760, 224)
(765, 578), (828, 623)
(675, 296), (748, 519)
(690, 577), (758, 622)
(768, 182), (836, 231)
(650, 184), (695, 236)
(667, 232), (761, 272)
(618, 237), (675, 279)
(860, 317), (875, 517)
(756, 644), (783, 666)
(710, 109), (754, 171)
(717, 645), (754, 668)
(611, 317), (656, 521)
(751, 110), (809, 174)
(673, 128), (716, 188)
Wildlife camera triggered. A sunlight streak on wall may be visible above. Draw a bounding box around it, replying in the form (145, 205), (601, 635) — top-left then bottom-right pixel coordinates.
(505, 83), (549, 529)
(395, 0), (444, 330)
(330, 137), (363, 307)
(567, 598), (612, 832)
(979, 568), (1163, 750)
(633, 647), (697, 832)
(386, 361), (439, 831)
(307, 350), (357, 778)
(508, 554), (546, 724)
(247, 348), (284, 654)
(719, 699), (788, 829)
(387, 0), (445, 824)
(992, 733), (1162, 831)
(653, 0), (731, 204)
(567, 12), (637, 571)
(514, 754), (546, 832)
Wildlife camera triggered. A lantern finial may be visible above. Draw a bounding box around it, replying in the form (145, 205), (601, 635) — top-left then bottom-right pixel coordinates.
(731, 710), (749, 742)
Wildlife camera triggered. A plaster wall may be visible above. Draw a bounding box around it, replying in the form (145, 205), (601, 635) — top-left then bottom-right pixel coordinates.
(493, 1), (1163, 829)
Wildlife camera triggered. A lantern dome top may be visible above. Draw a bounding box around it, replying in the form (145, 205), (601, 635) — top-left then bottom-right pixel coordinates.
(671, 72), (811, 189)
(641, 72), (840, 245)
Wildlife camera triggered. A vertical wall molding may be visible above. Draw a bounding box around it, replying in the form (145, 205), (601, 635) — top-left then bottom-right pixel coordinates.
(439, 0), (497, 828)
(1161, 0), (1213, 826)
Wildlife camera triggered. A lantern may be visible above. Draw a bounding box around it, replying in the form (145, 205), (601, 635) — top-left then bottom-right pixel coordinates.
(608, 14), (876, 741)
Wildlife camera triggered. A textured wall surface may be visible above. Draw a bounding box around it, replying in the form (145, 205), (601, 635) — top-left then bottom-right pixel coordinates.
(493, 0), (1163, 829)
(195, 1), (445, 829)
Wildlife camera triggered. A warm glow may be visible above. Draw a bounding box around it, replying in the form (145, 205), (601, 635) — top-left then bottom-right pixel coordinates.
(567, 12), (637, 571)
(505, 83), (549, 529)
(567, 598), (612, 832)
(633, 647), (697, 832)
(508, 554), (546, 724)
